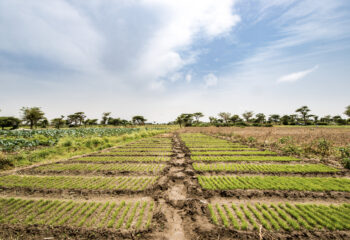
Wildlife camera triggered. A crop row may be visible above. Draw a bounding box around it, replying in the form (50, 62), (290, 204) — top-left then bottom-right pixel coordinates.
(0, 175), (158, 191)
(190, 151), (277, 156)
(191, 156), (300, 162)
(0, 198), (154, 230)
(72, 156), (170, 162)
(197, 175), (350, 192)
(188, 147), (258, 151)
(92, 151), (172, 156)
(0, 128), (141, 138)
(208, 202), (350, 231)
(193, 163), (338, 173)
(34, 163), (165, 174)
(112, 148), (172, 152)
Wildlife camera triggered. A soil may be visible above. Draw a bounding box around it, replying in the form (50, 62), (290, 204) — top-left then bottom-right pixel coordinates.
(1, 131), (350, 239)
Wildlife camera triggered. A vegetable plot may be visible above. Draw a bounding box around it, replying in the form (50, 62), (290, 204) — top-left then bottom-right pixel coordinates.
(0, 175), (158, 191)
(208, 202), (350, 231)
(197, 175), (350, 192)
(193, 163), (339, 173)
(0, 198), (154, 230)
(33, 163), (165, 174)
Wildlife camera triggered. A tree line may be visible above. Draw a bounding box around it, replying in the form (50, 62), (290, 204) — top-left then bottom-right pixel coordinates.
(0, 108), (147, 130)
(174, 105), (350, 127)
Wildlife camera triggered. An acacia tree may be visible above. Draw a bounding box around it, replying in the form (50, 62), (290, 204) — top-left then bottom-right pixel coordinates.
(269, 114), (280, 124)
(242, 111), (254, 123)
(21, 107), (45, 129)
(230, 115), (240, 124)
(345, 105), (350, 119)
(132, 115), (147, 125)
(101, 112), (111, 125)
(193, 112), (204, 123)
(218, 112), (231, 124)
(67, 112), (86, 127)
(0, 117), (21, 130)
(255, 113), (266, 124)
(51, 115), (65, 129)
(176, 114), (193, 127)
(295, 106), (311, 125)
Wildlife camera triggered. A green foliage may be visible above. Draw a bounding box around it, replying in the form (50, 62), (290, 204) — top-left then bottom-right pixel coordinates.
(0, 175), (158, 191)
(0, 197), (153, 229)
(208, 202), (350, 231)
(0, 117), (21, 130)
(192, 155), (300, 162)
(197, 175), (350, 191)
(34, 163), (166, 174)
(193, 163), (338, 173)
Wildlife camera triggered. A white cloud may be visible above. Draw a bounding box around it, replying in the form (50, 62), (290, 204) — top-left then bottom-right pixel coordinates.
(203, 73), (218, 88)
(137, 0), (240, 85)
(185, 73), (192, 83)
(277, 65), (318, 83)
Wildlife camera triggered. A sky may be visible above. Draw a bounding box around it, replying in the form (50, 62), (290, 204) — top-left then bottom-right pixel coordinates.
(1, 0), (350, 123)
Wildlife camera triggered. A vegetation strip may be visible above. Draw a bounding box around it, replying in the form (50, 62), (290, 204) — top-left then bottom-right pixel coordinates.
(33, 163), (166, 174)
(197, 175), (350, 191)
(191, 151), (277, 156)
(72, 156), (170, 162)
(0, 175), (158, 191)
(193, 163), (339, 173)
(191, 156), (300, 162)
(208, 202), (350, 231)
(0, 197), (154, 230)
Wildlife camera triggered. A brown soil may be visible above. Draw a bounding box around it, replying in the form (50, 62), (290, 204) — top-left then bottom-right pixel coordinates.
(1, 131), (350, 240)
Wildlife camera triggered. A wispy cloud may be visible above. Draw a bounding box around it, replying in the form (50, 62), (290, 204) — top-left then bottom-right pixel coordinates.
(203, 73), (218, 88)
(277, 65), (318, 83)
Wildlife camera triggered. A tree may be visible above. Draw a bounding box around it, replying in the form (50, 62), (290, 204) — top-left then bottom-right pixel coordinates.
(345, 106), (350, 119)
(0, 117), (21, 130)
(176, 114), (193, 127)
(21, 107), (45, 129)
(51, 116), (65, 129)
(84, 119), (98, 127)
(230, 115), (240, 124)
(67, 112), (86, 127)
(218, 112), (231, 124)
(269, 114), (280, 124)
(255, 113), (266, 124)
(281, 115), (290, 125)
(101, 112), (111, 125)
(295, 106), (311, 125)
(132, 116), (147, 125)
(39, 118), (49, 128)
(193, 112), (204, 123)
(242, 111), (254, 122)
(209, 116), (218, 125)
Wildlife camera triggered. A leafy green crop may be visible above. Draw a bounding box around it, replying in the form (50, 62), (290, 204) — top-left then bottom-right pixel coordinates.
(198, 175), (350, 191)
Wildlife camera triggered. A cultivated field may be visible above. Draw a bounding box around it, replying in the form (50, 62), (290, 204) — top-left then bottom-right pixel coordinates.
(1, 127), (350, 239)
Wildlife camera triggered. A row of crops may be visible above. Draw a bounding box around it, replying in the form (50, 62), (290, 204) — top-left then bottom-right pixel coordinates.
(0, 127), (142, 152)
(0, 198), (154, 229)
(180, 133), (350, 233)
(209, 202), (350, 231)
(0, 134), (174, 232)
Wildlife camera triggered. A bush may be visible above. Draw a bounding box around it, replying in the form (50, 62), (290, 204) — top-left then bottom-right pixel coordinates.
(343, 158), (350, 170)
(0, 153), (14, 170)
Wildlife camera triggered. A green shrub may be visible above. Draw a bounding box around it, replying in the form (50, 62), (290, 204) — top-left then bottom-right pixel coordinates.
(343, 158), (350, 170)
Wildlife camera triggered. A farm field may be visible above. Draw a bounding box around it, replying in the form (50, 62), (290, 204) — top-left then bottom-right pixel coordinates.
(177, 130), (350, 239)
(1, 128), (350, 239)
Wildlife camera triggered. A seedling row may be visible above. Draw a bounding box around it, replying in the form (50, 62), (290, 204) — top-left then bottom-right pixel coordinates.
(0, 197), (154, 230)
(92, 151), (172, 156)
(190, 151), (277, 156)
(32, 163), (165, 174)
(72, 156), (170, 163)
(208, 202), (350, 231)
(193, 163), (339, 173)
(0, 175), (158, 191)
(192, 156), (300, 162)
(198, 175), (350, 192)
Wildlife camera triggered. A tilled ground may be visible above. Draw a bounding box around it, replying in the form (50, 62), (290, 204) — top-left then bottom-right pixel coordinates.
(1, 131), (350, 240)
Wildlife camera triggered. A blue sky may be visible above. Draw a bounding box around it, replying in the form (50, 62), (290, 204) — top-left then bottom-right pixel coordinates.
(1, 0), (350, 122)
